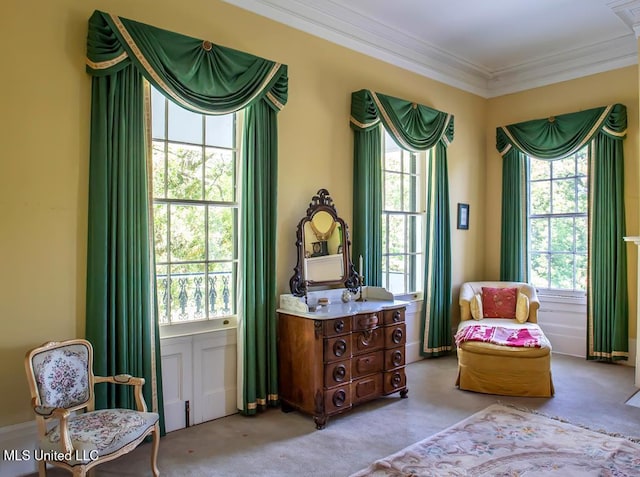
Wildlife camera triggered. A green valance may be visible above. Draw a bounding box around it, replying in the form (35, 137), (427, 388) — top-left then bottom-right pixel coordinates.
(497, 104), (626, 160)
(350, 89), (454, 152)
(86, 10), (288, 114)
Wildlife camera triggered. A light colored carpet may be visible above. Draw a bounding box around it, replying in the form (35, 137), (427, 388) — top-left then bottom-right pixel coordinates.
(350, 403), (640, 476)
(29, 354), (640, 476)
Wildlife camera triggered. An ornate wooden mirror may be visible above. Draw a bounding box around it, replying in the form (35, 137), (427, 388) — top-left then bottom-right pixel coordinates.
(289, 189), (360, 296)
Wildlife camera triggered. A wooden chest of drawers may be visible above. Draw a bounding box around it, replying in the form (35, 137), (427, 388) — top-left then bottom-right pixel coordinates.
(277, 304), (408, 429)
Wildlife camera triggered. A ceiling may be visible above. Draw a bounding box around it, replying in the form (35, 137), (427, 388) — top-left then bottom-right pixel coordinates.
(222, 0), (640, 97)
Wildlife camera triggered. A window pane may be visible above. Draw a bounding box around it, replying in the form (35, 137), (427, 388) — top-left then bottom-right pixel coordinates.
(169, 263), (206, 322)
(208, 206), (235, 261)
(550, 254), (573, 289)
(549, 217), (574, 252)
(152, 141), (166, 198)
(530, 218), (548, 252)
(387, 215), (405, 254)
(153, 203), (168, 263)
(402, 172), (419, 212)
(170, 204), (205, 261)
(205, 114), (234, 148)
(576, 150), (588, 176)
(168, 101), (202, 143)
(384, 172), (402, 211)
(530, 159), (550, 180)
(575, 217), (587, 252)
(384, 150), (402, 172)
(385, 132), (401, 155)
(205, 148), (235, 202)
(208, 262), (235, 316)
(157, 265), (169, 324)
(552, 157), (575, 178)
(151, 88), (166, 140)
(552, 179), (576, 213)
(530, 253), (549, 289)
(167, 144), (203, 201)
(530, 181), (550, 214)
(575, 254), (587, 291)
(577, 176), (588, 213)
(408, 215), (422, 254)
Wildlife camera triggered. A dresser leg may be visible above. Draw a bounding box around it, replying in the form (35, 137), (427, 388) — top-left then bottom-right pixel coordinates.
(281, 402), (294, 413)
(314, 415), (328, 430)
(400, 388), (409, 398)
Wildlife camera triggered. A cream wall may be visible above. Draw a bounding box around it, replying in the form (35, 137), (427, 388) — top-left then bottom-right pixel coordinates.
(485, 66), (640, 340)
(0, 0), (486, 426)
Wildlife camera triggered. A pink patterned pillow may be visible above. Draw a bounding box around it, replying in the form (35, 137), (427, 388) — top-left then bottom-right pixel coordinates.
(481, 287), (518, 318)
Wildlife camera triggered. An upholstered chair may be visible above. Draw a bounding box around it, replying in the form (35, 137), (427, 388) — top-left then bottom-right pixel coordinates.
(24, 339), (160, 476)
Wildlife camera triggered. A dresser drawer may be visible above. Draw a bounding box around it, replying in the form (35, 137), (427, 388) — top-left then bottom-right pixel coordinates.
(324, 335), (351, 362)
(323, 317), (351, 337)
(353, 327), (383, 355)
(353, 313), (379, 331)
(324, 385), (352, 414)
(383, 308), (405, 325)
(383, 369), (407, 394)
(383, 347), (405, 370)
(324, 360), (351, 388)
(352, 373), (383, 403)
(353, 350), (383, 378)
(384, 323), (406, 347)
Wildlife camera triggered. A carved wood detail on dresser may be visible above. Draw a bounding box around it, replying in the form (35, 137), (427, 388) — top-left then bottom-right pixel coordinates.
(277, 305), (408, 429)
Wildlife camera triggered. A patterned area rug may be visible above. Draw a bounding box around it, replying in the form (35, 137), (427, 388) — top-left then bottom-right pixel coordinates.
(350, 404), (640, 476)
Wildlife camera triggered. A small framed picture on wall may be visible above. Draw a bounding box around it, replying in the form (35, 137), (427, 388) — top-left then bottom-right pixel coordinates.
(457, 203), (469, 230)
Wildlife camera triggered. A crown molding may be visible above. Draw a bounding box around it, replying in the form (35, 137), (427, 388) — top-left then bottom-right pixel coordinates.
(224, 0), (638, 98)
(608, 0), (640, 37)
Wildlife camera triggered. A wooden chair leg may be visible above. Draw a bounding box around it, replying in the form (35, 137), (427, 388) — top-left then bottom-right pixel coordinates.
(150, 423), (160, 477)
(38, 459), (46, 477)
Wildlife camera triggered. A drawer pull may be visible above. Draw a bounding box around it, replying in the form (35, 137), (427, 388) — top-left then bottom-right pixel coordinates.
(333, 339), (347, 357)
(357, 315), (378, 329)
(334, 320), (345, 333)
(391, 372), (402, 388)
(333, 365), (346, 382)
(393, 310), (401, 322)
(391, 350), (403, 367)
(392, 328), (404, 344)
(333, 389), (347, 407)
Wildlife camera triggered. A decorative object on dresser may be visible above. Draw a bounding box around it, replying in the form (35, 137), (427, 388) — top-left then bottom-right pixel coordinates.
(289, 189), (360, 298)
(278, 288), (408, 429)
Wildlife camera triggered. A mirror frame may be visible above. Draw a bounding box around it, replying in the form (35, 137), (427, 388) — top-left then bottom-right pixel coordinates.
(289, 189), (360, 296)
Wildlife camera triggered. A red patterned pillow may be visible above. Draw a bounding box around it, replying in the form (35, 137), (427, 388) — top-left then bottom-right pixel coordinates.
(481, 287), (518, 318)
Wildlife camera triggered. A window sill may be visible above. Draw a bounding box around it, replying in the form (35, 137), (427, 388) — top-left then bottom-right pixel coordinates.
(159, 316), (238, 339)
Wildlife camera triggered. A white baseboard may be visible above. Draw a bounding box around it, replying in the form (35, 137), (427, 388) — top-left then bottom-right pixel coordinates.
(0, 420), (38, 477)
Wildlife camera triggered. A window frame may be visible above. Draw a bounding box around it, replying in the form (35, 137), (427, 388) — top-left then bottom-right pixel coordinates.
(527, 147), (588, 298)
(380, 130), (427, 297)
(149, 86), (242, 335)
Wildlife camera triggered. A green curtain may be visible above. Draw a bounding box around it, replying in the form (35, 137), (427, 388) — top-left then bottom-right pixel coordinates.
(497, 148), (529, 281)
(496, 104), (628, 361)
(350, 90), (455, 357)
(86, 10), (288, 423)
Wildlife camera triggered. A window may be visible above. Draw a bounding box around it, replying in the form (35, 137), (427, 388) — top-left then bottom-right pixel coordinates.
(151, 87), (240, 325)
(528, 147), (588, 293)
(381, 130), (426, 295)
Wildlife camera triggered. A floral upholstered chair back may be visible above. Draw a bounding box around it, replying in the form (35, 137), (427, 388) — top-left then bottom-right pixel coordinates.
(26, 339), (94, 412)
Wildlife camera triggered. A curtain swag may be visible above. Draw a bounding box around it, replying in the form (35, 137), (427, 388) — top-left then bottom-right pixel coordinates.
(85, 10), (288, 428)
(86, 10), (288, 114)
(495, 104), (628, 362)
(350, 89), (454, 358)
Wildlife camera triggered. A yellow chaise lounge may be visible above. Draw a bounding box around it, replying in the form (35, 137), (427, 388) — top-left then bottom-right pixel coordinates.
(456, 281), (554, 397)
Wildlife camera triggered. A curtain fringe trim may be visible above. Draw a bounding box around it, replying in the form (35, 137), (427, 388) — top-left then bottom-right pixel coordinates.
(350, 116), (380, 129)
(86, 51), (129, 70)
